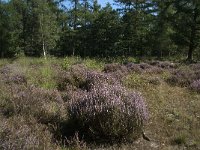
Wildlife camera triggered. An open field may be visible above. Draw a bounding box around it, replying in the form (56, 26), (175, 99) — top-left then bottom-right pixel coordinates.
(0, 57), (200, 150)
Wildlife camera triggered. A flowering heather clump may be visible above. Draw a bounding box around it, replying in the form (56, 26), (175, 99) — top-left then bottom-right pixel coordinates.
(0, 64), (27, 85)
(85, 71), (120, 90)
(128, 63), (163, 74)
(145, 66), (164, 74)
(150, 61), (177, 69)
(166, 69), (199, 87)
(125, 63), (142, 73)
(55, 64), (88, 91)
(189, 63), (200, 71)
(0, 116), (56, 150)
(194, 70), (200, 79)
(9, 74), (27, 84)
(103, 63), (129, 80)
(139, 63), (152, 70)
(0, 66), (11, 75)
(6, 85), (66, 124)
(103, 63), (127, 73)
(56, 71), (74, 91)
(190, 80), (200, 93)
(68, 82), (148, 142)
(109, 69), (129, 81)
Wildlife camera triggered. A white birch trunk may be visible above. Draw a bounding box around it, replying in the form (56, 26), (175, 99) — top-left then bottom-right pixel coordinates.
(40, 13), (46, 59)
(43, 40), (46, 59)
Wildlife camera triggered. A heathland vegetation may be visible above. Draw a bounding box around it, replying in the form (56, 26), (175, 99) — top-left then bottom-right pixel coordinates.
(0, 57), (200, 149)
(0, 0), (200, 149)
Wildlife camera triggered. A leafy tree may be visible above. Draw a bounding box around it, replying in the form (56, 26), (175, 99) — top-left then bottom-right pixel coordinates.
(115, 0), (157, 57)
(9, 0), (59, 57)
(89, 4), (122, 57)
(172, 0), (200, 61)
(0, 0), (19, 57)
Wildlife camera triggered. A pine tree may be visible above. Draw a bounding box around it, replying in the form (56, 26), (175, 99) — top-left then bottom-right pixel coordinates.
(172, 0), (200, 61)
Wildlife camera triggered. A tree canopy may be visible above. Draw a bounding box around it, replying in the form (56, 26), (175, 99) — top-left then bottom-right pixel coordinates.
(0, 0), (199, 61)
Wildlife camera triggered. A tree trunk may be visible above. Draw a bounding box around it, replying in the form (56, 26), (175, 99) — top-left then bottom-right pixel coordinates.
(43, 39), (46, 59)
(40, 13), (46, 59)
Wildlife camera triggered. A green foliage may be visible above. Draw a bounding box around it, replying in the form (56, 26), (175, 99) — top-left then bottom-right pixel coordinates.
(1, 0), (200, 60)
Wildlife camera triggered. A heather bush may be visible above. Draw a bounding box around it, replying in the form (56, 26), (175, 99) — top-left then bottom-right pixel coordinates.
(144, 66), (164, 74)
(137, 63), (164, 74)
(56, 64), (88, 91)
(7, 74), (27, 85)
(150, 61), (177, 69)
(85, 71), (120, 90)
(103, 63), (129, 80)
(125, 63), (163, 74)
(125, 63), (142, 73)
(2, 85), (66, 124)
(109, 69), (129, 81)
(139, 63), (152, 70)
(166, 68), (199, 87)
(68, 82), (148, 142)
(103, 63), (127, 73)
(190, 80), (200, 93)
(0, 63), (27, 85)
(0, 116), (57, 150)
(0, 65), (11, 75)
(56, 71), (75, 91)
(189, 63), (200, 70)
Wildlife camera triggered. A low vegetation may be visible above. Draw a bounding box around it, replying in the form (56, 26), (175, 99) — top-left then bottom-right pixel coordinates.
(0, 57), (199, 150)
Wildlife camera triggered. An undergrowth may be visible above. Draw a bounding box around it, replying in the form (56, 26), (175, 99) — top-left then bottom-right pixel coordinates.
(0, 57), (199, 150)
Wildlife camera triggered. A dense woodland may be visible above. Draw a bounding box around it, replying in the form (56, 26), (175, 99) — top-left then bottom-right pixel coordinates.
(0, 0), (200, 61)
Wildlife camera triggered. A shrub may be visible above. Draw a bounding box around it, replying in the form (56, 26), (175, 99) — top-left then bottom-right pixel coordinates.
(150, 61), (177, 69)
(189, 63), (200, 71)
(56, 71), (74, 91)
(0, 116), (56, 150)
(68, 82), (148, 142)
(103, 63), (129, 80)
(190, 80), (200, 93)
(145, 66), (164, 74)
(55, 64), (88, 91)
(85, 71), (119, 90)
(139, 63), (152, 70)
(0, 64), (27, 85)
(2, 85), (66, 124)
(166, 69), (198, 87)
(0, 65), (11, 75)
(103, 63), (126, 73)
(9, 74), (27, 85)
(125, 63), (142, 73)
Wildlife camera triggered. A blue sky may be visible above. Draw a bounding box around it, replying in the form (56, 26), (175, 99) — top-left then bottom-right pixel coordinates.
(98, 0), (114, 7)
(63, 0), (116, 8)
